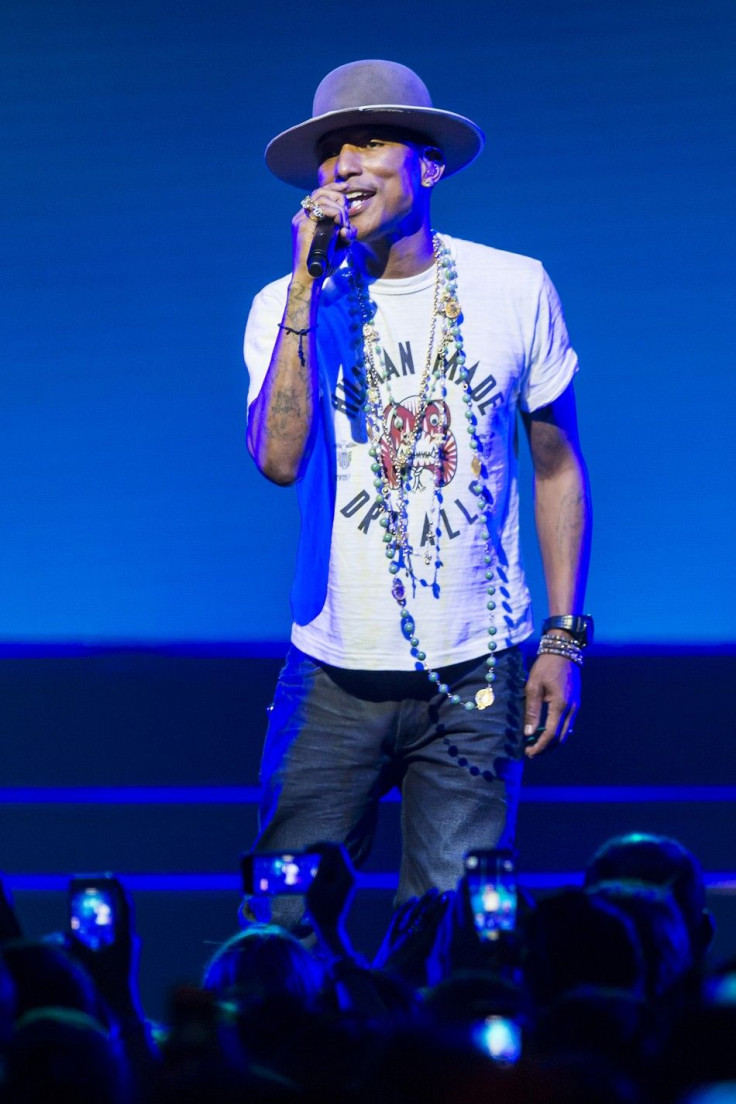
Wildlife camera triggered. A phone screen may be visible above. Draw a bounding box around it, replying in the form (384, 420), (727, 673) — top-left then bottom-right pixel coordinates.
(69, 885), (117, 951)
(241, 853), (321, 895)
(465, 850), (517, 940)
(473, 1015), (522, 1064)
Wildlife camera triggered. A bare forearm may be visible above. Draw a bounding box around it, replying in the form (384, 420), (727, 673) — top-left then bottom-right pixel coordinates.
(522, 386), (590, 758)
(534, 453), (592, 615)
(247, 278), (320, 485)
(247, 178), (356, 485)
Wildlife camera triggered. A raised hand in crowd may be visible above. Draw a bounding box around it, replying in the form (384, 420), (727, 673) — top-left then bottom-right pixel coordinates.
(372, 889), (453, 989)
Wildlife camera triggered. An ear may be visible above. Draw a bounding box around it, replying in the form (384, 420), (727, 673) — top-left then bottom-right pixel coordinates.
(420, 148), (445, 188)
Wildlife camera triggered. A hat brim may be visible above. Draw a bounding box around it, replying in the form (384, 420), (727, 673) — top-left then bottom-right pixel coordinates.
(265, 105), (485, 189)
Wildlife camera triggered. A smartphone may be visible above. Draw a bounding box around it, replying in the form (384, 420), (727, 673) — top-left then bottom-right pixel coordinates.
(473, 1015), (522, 1064)
(464, 849), (517, 940)
(69, 877), (121, 951)
(240, 852), (321, 895)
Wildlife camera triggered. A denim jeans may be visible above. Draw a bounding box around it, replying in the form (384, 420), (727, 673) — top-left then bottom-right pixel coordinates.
(252, 645), (527, 931)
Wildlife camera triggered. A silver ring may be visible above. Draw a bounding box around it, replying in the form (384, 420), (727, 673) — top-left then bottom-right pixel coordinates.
(301, 195), (325, 221)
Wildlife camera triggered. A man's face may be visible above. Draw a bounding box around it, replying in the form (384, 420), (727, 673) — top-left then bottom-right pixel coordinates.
(316, 126), (431, 243)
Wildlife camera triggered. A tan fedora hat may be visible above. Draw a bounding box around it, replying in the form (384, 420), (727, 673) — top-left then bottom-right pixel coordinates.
(265, 59), (485, 189)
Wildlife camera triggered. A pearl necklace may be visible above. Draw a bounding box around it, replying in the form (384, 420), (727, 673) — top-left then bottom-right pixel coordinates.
(347, 234), (498, 714)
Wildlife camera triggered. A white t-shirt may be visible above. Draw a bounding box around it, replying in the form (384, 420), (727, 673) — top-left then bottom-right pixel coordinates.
(245, 235), (578, 670)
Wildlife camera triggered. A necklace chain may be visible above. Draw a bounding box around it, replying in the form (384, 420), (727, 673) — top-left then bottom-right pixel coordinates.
(347, 234), (498, 715)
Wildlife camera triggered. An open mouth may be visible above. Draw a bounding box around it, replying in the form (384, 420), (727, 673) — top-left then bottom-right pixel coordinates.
(346, 190), (373, 215)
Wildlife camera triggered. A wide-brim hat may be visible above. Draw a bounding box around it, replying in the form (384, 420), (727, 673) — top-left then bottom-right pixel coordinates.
(265, 59), (485, 189)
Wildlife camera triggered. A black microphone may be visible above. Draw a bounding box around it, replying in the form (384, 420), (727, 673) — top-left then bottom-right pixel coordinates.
(306, 218), (339, 279)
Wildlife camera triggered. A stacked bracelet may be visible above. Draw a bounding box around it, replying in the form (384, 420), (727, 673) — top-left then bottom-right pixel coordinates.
(537, 633), (584, 667)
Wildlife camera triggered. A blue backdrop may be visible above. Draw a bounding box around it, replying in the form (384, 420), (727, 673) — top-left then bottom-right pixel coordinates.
(2, 0), (734, 645)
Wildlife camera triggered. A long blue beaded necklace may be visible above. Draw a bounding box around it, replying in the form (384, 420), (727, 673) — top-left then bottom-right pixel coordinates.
(348, 233), (498, 713)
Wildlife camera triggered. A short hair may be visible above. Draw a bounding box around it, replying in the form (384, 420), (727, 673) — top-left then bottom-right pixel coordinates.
(522, 887), (646, 1009)
(584, 833), (711, 955)
(202, 925), (324, 1009)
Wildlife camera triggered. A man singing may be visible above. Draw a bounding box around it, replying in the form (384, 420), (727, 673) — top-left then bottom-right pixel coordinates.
(244, 59), (592, 929)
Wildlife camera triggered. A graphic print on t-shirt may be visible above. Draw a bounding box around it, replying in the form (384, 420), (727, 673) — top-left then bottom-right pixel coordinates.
(379, 395), (457, 490)
(332, 335), (506, 564)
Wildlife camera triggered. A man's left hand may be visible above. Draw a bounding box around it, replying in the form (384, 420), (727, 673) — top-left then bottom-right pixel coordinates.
(523, 652), (580, 758)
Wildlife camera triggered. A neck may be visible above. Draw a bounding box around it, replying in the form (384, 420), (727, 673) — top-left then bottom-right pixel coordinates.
(352, 223), (436, 280)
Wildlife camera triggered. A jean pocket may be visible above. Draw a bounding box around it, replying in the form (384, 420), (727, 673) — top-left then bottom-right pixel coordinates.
(275, 646), (323, 700)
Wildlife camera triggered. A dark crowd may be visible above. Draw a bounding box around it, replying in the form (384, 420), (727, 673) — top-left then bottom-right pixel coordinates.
(1, 833), (735, 1104)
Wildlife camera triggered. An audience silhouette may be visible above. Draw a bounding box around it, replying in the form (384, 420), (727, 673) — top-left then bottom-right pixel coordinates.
(0, 833), (731, 1104)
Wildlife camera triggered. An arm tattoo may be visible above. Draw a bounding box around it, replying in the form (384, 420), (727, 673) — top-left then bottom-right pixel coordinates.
(557, 487), (586, 552)
(272, 388), (302, 417)
(286, 280), (311, 328)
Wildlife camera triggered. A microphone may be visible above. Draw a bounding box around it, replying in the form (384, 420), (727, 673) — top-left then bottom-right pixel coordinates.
(307, 218), (339, 279)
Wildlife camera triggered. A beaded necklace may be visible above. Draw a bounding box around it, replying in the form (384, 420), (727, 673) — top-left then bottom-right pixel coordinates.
(347, 234), (498, 713)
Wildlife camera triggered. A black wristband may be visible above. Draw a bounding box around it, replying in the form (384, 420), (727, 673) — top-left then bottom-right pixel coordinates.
(541, 614), (594, 646)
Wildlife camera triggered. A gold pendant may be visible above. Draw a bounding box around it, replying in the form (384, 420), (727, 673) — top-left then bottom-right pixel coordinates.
(475, 687), (495, 710)
(471, 455), (481, 476)
(442, 295), (461, 320)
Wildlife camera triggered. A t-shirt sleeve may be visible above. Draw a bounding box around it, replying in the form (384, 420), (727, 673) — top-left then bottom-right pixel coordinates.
(519, 267), (579, 413)
(243, 276), (289, 413)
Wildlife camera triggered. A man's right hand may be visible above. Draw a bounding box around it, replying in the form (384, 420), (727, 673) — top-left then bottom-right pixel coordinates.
(292, 183), (355, 279)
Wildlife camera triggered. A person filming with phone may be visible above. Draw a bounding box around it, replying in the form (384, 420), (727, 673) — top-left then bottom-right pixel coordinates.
(244, 59), (592, 933)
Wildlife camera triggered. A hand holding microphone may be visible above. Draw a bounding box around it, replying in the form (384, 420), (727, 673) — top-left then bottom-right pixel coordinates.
(300, 193), (349, 279)
(307, 217), (339, 278)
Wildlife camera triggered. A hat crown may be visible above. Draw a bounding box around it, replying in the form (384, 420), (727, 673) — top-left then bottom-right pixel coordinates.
(312, 60), (433, 116)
